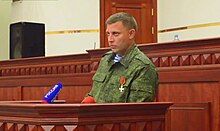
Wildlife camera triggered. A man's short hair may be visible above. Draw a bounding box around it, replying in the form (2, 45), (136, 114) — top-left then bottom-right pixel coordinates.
(105, 12), (138, 31)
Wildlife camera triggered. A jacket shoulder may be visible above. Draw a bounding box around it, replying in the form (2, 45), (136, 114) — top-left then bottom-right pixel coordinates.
(134, 52), (151, 65)
(102, 51), (112, 57)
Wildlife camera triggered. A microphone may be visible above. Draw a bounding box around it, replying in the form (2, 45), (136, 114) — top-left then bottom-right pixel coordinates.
(81, 96), (95, 104)
(42, 83), (62, 104)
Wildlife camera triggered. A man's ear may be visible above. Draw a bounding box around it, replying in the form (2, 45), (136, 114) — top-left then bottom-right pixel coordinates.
(129, 29), (136, 40)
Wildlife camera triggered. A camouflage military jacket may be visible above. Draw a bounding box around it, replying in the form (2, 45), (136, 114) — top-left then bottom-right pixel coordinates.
(87, 44), (158, 103)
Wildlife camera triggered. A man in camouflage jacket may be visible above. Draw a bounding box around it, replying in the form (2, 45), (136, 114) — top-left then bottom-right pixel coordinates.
(82, 12), (158, 103)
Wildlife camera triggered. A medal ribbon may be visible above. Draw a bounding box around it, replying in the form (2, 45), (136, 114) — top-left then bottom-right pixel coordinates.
(119, 76), (126, 85)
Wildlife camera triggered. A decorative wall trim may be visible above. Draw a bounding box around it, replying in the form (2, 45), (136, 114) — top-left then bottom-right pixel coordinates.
(46, 29), (99, 35)
(158, 22), (220, 33)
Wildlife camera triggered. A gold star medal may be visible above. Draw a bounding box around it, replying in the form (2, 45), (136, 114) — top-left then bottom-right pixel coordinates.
(119, 76), (126, 92)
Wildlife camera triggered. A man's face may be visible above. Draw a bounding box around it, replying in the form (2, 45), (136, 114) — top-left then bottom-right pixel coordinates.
(106, 21), (134, 56)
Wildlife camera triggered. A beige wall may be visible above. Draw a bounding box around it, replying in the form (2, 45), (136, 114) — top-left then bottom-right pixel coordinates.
(1, 0), (220, 60)
(11, 0), (100, 57)
(158, 0), (220, 42)
(0, 1), (11, 60)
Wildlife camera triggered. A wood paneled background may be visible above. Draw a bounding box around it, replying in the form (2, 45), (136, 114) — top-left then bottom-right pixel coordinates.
(1, 37), (220, 131)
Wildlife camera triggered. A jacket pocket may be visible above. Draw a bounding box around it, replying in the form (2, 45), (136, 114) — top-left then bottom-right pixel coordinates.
(92, 72), (106, 82)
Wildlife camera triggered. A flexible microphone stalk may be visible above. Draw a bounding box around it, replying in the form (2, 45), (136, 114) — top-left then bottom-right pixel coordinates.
(42, 83), (62, 104)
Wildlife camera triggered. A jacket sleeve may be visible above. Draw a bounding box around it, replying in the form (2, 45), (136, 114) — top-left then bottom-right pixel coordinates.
(127, 64), (158, 102)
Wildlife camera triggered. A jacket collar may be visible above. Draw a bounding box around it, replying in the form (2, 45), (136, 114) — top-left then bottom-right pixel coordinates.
(107, 43), (137, 69)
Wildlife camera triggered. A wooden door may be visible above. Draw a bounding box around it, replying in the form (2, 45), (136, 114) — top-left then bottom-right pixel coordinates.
(100, 0), (157, 48)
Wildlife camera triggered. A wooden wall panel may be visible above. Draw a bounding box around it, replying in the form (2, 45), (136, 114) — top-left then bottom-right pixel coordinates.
(167, 103), (210, 131)
(21, 85), (92, 103)
(0, 86), (18, 101)
(158, 82), (220, 102)
(158, 82), (219, 131)
(157, 63), (220, 131)
(22, 86), (50, 101)
(1, 37), (220, 130)
(58, 85), (92, 103)
(0, 73), (92, 102)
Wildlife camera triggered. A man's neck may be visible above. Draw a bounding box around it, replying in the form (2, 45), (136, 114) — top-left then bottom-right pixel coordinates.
(118, 42), (134, 57)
